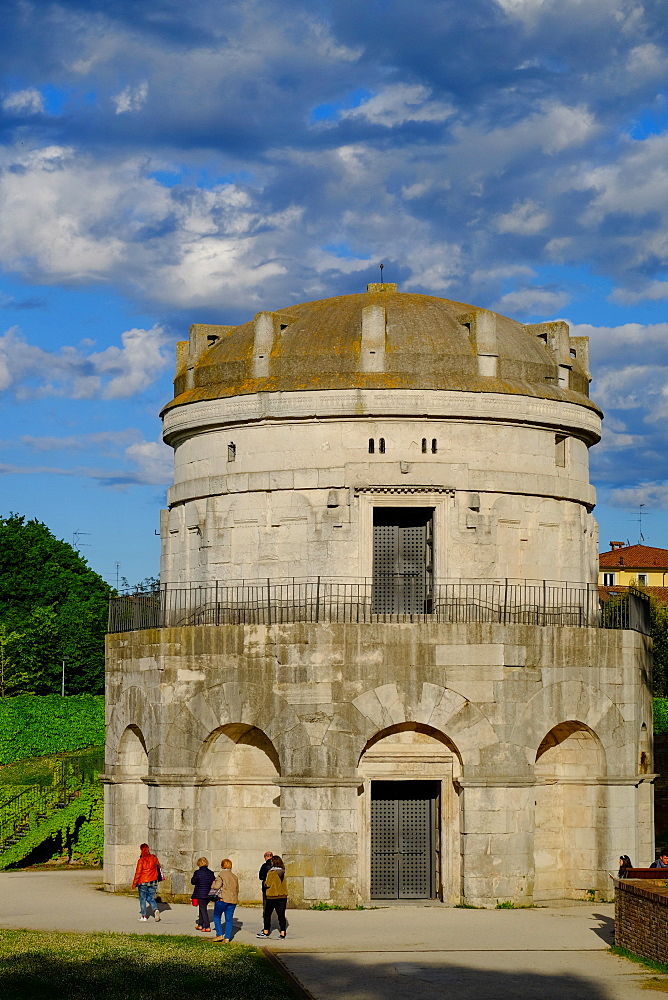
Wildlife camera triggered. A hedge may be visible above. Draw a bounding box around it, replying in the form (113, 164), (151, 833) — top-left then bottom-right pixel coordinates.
(0, 695), (104, 765)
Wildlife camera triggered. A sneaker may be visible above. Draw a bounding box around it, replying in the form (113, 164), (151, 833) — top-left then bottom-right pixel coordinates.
(138, 916), (148, 921)
(154, 910), (161, 921)
(202, 928), (211, 932)
(256, 931), (270, 938)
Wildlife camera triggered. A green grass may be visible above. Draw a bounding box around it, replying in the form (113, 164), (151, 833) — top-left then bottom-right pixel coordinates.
(610, 944), (668, 975)
(0, 929), (300, 1000)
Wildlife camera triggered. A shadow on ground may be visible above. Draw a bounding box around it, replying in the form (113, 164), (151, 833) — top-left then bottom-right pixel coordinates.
(280, 953), (627, 1000)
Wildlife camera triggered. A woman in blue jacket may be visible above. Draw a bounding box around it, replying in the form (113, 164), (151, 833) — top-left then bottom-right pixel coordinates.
(191, 857), (216, 931)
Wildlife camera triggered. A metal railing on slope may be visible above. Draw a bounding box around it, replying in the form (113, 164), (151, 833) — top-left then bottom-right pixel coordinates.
(0, 749), (104, 854)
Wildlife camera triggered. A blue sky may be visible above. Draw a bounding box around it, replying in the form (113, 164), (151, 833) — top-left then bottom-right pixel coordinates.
(1, 0), (667, 585)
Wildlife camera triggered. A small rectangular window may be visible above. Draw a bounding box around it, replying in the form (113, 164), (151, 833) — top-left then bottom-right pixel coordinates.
(421, 438), (427, 453)
(369, 438), (375, 454)
(431, 438), (437, 454)
(603, 573), (616, 586)
(637, 574), (648, 585)
(227, 442), (236, 462)
(379, 438), (386, 454)
(555, 435), (567, 467)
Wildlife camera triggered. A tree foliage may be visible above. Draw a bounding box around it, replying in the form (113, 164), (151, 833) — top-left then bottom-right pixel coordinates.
(651, 599), (668, 698)
(0, 515), (111, 695)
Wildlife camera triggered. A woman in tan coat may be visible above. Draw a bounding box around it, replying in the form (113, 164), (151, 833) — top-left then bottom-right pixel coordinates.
(211, 858), (239, 942)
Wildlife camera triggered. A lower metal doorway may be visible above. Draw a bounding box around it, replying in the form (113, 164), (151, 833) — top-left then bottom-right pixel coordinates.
(370, 780), (439, 899)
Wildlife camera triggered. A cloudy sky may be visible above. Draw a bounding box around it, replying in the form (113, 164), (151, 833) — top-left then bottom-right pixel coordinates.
(0, 0), (667, 585)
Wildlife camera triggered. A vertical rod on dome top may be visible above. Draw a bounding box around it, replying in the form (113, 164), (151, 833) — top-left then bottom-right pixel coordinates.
(315, 576), (321, 623)
(267, 578), (272, 626)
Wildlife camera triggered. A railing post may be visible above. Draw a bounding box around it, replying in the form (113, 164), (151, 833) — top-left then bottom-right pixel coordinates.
(503, 579), (508, 624)
(267, 578), (272, 626)
(315, 576), (321, 623)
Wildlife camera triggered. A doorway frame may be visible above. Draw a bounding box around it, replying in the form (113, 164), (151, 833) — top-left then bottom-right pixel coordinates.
(358, 749), (460, 904)
(356, 491), (452, 584)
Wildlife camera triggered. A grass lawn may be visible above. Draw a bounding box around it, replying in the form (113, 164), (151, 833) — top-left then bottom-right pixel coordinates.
(0, 929), (300, 1000)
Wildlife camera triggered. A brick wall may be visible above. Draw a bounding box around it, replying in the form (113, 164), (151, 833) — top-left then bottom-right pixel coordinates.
(616, 880), (668, 964)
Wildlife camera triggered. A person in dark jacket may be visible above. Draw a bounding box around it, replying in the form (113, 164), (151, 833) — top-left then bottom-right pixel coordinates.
(650, 849), (668, 869)
(191, 857), (216, 931)
(258, 851), (274, 924)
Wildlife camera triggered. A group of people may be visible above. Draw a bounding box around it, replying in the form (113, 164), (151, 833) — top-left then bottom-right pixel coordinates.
(132, 844), (288, 941)
(617, 850), (668, 877)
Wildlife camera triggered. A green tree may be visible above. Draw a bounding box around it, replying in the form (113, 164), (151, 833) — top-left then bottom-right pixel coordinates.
(0, 623), (26, 696)
(651, 598), (668, 698)
(0, 514), (111, 695)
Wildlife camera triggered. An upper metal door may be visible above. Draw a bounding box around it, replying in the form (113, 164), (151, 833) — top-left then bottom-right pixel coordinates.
(372, 508), (433, 614)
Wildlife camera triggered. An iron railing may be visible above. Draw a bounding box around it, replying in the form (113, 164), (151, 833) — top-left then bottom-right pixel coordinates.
(108, 579), (651, 635)
(0, 749), (104, 853)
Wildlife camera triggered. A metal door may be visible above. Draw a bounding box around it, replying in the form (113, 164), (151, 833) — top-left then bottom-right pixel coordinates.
(372, 508), (433, 613)
(370, 781), (438, 898)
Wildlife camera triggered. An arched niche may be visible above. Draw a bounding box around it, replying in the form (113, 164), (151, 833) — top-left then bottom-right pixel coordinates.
(115, 724), (149, 777)
(357, 722), (461, 904)
(196, 724), (281, 902)
(106, 725), (149, 889)
(533, 721), (606, 901)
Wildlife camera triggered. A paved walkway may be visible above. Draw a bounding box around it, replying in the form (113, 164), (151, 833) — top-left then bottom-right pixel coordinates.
(0, 871), (665, 999)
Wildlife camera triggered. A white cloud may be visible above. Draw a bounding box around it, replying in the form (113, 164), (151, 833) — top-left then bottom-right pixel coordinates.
(494, 287), (569, 315)
(0, 435), (171, 487)
(124, 439), (172, 484)
(2, 88), (44, 114)
(112, 81), (149, 114)
(22, 430), (139, 452)
(338, 84), (453, 127)
(494, 199), (550, 234)
(609, 483), (668, 510)
(0, 324), (170, 399)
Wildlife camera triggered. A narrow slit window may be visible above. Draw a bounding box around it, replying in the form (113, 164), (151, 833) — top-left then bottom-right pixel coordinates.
(369, 438), (375, 454)
(421, 438), (427, 453)
(431, 439), (437, 454)
(379, 438), (386, 454)
(555, 435), (566, 467)
(227, 442), (236, 462)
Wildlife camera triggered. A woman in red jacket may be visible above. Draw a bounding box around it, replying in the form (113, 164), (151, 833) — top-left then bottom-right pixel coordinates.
(132, 843), (162, 922)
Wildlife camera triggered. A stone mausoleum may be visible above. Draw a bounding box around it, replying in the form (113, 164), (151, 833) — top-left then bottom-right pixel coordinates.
(104, 283), (654, 907)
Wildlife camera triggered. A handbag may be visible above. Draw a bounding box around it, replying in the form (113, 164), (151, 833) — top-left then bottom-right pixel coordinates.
(157, 864), (164, 883)
(191, 898), (199, 906)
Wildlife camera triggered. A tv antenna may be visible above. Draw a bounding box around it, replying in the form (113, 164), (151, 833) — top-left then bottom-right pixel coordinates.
(115, 562), (121, 591)
(634, 504), (649, 544)
(379, 262), (384, 284)
(73, 530), (90, 550)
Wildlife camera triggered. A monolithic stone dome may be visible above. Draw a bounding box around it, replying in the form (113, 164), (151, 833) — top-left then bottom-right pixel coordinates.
(163, 283), (595, 415)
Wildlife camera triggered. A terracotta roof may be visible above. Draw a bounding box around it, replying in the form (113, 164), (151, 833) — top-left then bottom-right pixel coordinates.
(161, 288), (597, 415)
(599, 584), (668, 605)
(599, 544), (668, 568)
